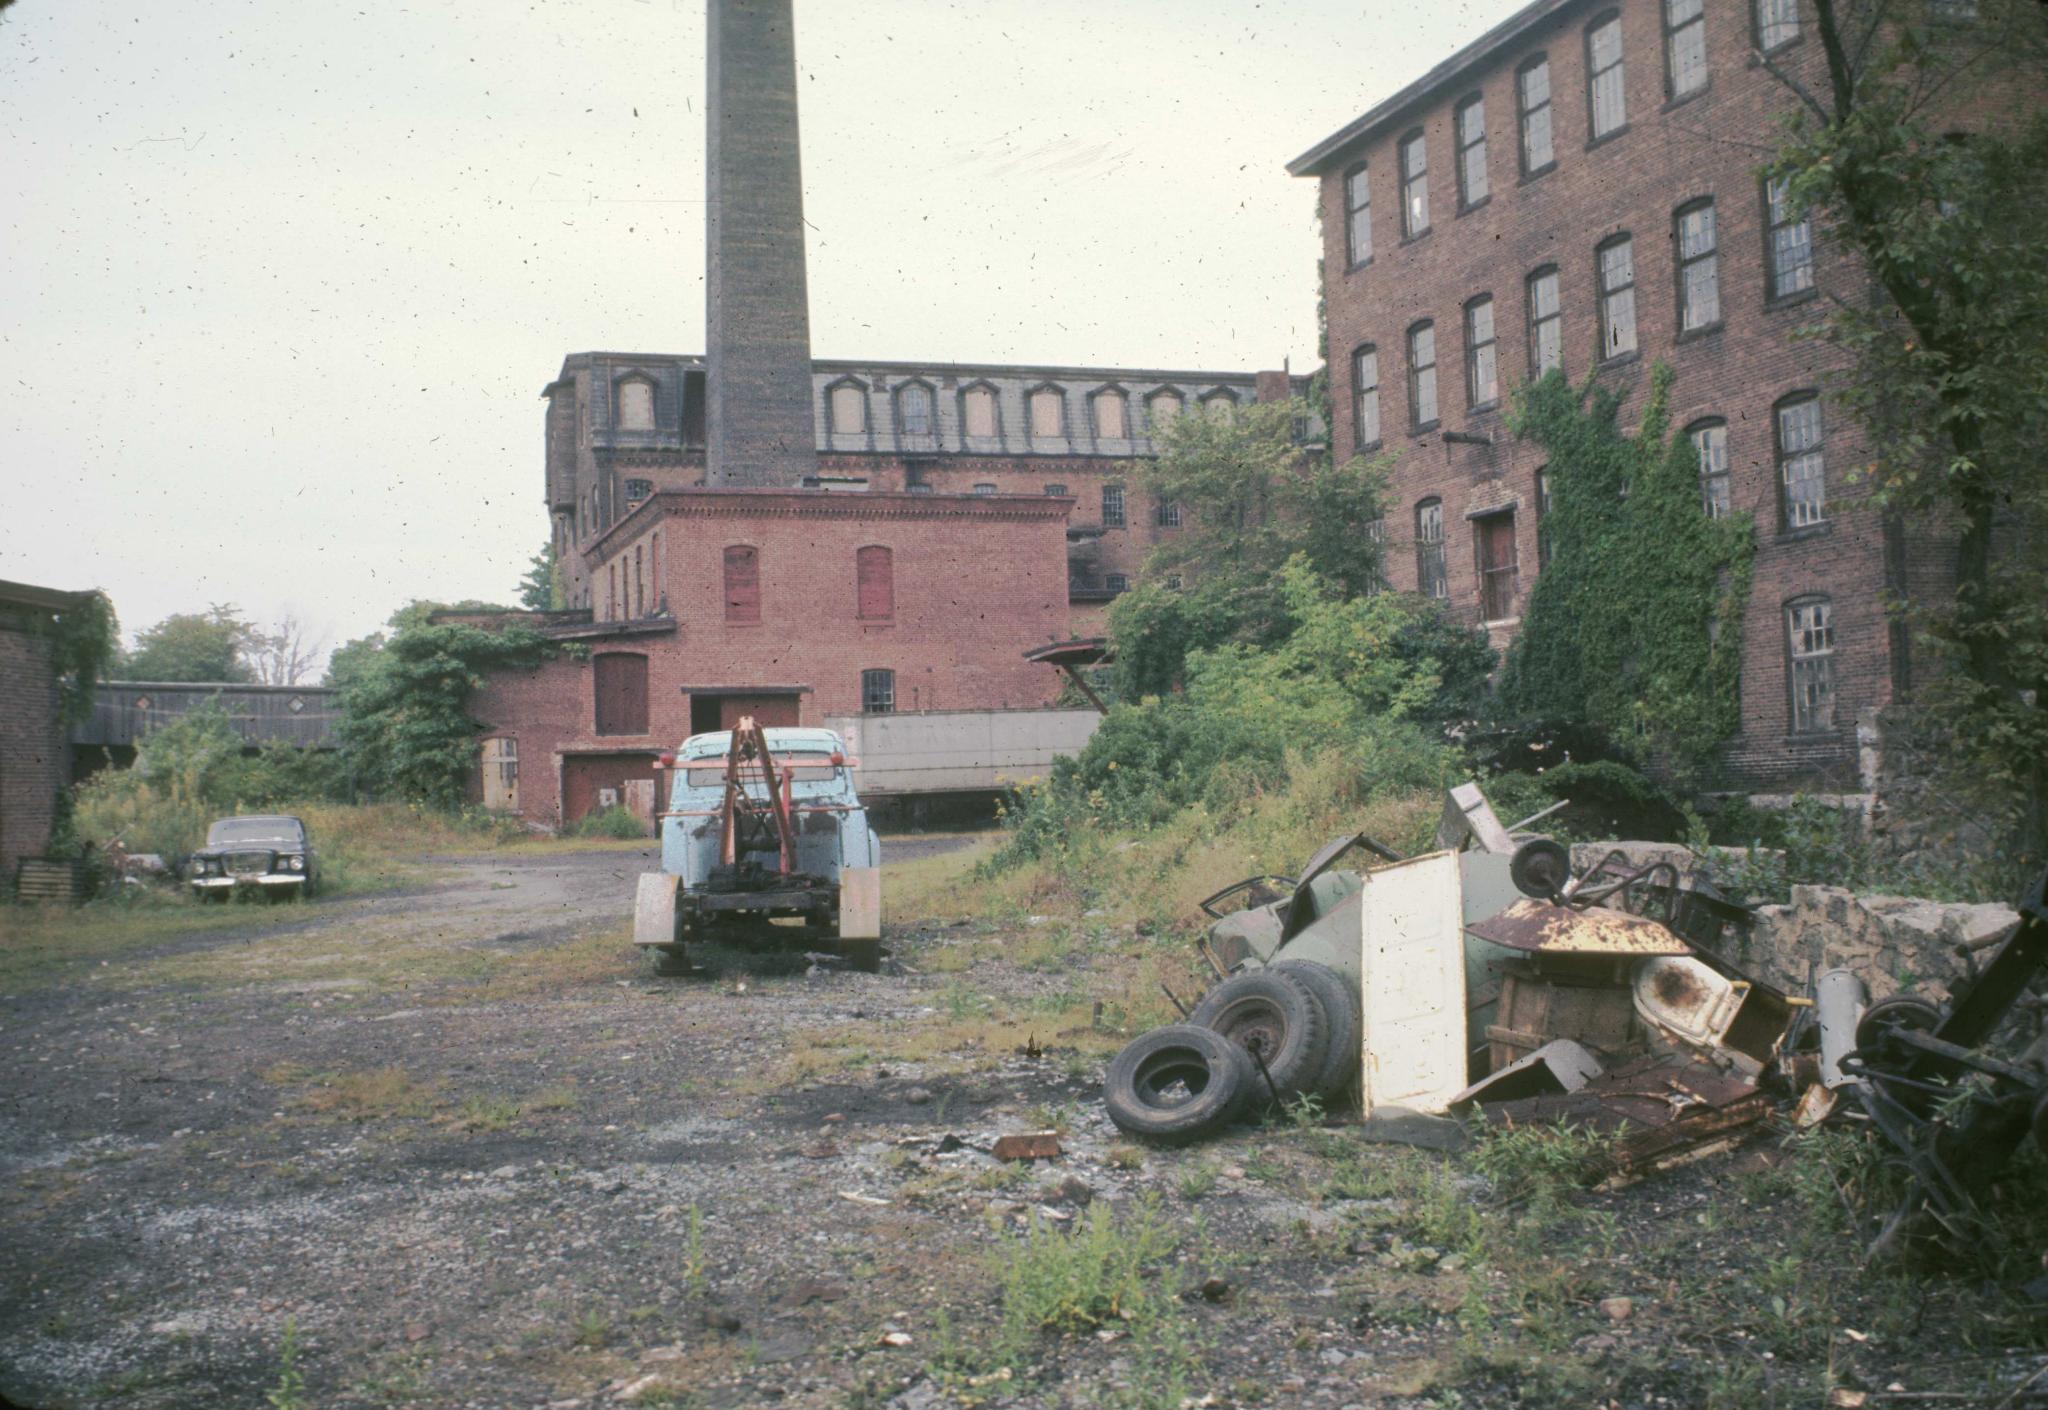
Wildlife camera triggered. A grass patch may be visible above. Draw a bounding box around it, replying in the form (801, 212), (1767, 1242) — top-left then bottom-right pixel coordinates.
(269, 1064), (439, 1122)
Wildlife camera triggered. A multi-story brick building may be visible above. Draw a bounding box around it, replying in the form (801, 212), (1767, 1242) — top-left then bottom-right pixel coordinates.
(0, 579), (93, 884)
(1290, 0), (1943, 790)
(543, 354), (1309, 636)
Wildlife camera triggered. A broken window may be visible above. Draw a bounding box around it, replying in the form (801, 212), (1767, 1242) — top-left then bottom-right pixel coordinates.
(1756, 0), (1799, 49)
(1676, 200), (1720, 332)
(962, 385), (998, 438)
(1777, 394), (1826, 528)
(481, 737), (518, 812)
(1400, 128), (1429, 237)
(617, 378), (655, 431)
(593, 653), (649, 736)
(723, 545), (760, 624)
(1093, 389), (1128, 440)
(1477, 510), (1519, 622)
(1527, 266), (1562, 376)
(1587, 13), (1626, 139)
(1664, 0), (1708, 99)
(1598, 235), (1637, 360)
(1456, 94), (1488, 207)
(861, 668), (896, 715)
(1415, 497), (1447, 599)
(1345, 163), (1372, 265)
(1466, 296), (1498, 409)
(1028, 388), (1065, 440)
(830, 383), (866, 435)
(1408, 321), (1438, 428)
(856, 545), (893, 621)
(1102, 484), (1126, 529)
(1765, 176), (1814, 300)
(896, 383), (933, 438)
(1352, 345), (1380, 448)
(1518, 55), (1554, 174)
(1787, 595), (1836, 732)
(1689, 419), (1730, 519)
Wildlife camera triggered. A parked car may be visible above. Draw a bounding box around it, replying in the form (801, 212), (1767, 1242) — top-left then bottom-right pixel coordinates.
(187, 815), (320, 900)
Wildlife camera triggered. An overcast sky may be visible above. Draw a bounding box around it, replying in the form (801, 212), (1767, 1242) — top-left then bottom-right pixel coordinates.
(1, 0), (1523, 669)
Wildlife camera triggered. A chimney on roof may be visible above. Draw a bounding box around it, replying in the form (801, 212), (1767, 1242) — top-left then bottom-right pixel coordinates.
(704, 0), (819, 488)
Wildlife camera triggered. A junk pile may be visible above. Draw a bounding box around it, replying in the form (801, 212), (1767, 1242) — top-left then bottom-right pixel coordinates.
(1104, 784), (2048, 1245)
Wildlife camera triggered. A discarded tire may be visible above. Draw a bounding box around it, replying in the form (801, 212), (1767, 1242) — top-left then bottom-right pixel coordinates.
(1189, 968), (1331, 1103)
(1270, 959), (1362, 1103)
(1104, 1023), (1258, 1143)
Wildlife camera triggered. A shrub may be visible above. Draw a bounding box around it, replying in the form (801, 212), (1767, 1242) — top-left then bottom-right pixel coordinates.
(568, 805), (647, 840)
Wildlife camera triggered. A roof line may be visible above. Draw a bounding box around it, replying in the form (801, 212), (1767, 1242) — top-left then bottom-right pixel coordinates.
(554, 351), (1306, 385)
(1286, 0), (1574, 176)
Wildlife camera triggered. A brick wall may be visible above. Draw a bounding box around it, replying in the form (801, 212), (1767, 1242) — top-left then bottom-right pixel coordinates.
(0, 609), (66, 881)
(1308, 0), (1921, 790)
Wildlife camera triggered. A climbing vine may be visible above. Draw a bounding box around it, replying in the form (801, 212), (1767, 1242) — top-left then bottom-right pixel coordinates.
(47, 589), (119, 727)
(1499, 364), (1755, 779)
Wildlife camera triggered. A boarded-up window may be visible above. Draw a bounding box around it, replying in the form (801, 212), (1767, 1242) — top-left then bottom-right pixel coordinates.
(1476, 511), (1518, 622)
(856, 545), (894, 621)
(963, 386), (997, 438)
(830, 383), (866, 434)
(1029, 389), (1064, 439)
(1093, 391), (1128, 440)
(481, 737), (518, 812)
(594, 654), (650, 736)
(618, 379), (655, 431)
(1147, 392), (1182, 433)
(723, 545), (760, 623)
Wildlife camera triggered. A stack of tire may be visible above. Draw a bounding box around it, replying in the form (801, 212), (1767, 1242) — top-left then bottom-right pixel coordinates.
(1103, 960), (1361, 1143)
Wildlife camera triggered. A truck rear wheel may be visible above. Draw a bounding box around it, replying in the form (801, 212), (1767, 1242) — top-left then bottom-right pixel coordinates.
(650, 946), (693, 977)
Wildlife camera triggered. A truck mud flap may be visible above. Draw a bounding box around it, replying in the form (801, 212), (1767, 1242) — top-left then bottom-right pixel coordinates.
(838, 867), (880, 940)
(632, 873), (680, 948)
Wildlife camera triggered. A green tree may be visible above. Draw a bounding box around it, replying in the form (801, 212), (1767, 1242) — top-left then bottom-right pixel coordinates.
(1498, 365), (1755, 778)
(118, 605), (257, 683)
(1110, 399), (1394, 696)
(517, 541), (564, 611)
(1766, 0), (2048, 846)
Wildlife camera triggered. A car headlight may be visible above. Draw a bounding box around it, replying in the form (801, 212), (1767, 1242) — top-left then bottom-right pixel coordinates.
(286, 855), (304, 872)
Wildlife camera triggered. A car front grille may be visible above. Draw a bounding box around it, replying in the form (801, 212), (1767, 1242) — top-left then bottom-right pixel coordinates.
(225, 851), (274, 875)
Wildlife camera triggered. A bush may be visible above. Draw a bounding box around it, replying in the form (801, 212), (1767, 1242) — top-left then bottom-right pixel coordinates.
(567, 805), (647, 840)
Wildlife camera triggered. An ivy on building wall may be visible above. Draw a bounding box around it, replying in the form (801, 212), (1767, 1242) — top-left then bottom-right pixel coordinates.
(48, 590), (120, 728)
(1499, 365), (1755, 779)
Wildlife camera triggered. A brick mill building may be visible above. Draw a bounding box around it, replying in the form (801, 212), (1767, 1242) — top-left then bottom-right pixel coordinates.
(0, 579), (94, 885)
(1291, 0), (1960, 789)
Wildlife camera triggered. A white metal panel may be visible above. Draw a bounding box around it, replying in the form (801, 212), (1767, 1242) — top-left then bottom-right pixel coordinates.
(1358, 851), (1469, 1115)
(819, 708), (1101, 794)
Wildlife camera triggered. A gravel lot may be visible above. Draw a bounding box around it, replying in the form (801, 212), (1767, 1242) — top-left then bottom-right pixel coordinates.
(4, 841), (2043, 1410)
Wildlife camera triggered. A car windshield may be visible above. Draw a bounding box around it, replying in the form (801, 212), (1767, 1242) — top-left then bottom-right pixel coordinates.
(208, 819), (304, 847)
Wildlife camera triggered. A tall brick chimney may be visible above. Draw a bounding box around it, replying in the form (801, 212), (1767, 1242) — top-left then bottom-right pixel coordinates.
(705, 0), (819, 488)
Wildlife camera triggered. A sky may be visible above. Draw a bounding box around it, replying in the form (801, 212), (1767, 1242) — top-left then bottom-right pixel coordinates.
(1, 0), (1525, 671)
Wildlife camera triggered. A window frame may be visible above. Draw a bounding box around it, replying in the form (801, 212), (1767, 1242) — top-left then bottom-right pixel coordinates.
(1415, 497), (1448, 599)
(1399, 127), (1430, 239)
(1344, 163), (1373, 267)
(1517, 54), (1556, 177)
(1754, 0), (1801, 52)
(1455, 93), (1489, 209)
(1091, 386), (1130, 441)
(855, 544), (894, 622)
(1534, 467), (1554, 568)
(1474, 508), (1520, 623)
(1687, 418), (1731, 519)
(1102, 483), (1127, 529)
(1105, 573), (1130, 595)
(615, 375), (657, 433)
(1763, 175), (1816, 303)
(1586, 11), (1628, 143)
(1155, 498), (1182, 528)
(1408, 320), (1439, 430)
(1775, 392), (1827, 530)
(894, 380), (935, 439)
(960, 382), (1000, 440)
(1465, 295), (1500, 410)
(1352, 344), (1381, 450)
(1145, 390), (1184, 437)
(722, 544), (762, 625)
(592, 652), (651, 737)
(1663, 0), (1709, 101)
(1026, 385), (1067, 442)
(1785, 594), (1837, 734)
(1596, 234), (1639, 363)
(826, 379), (868, 436)
(1526, 265), (1563, 377)
(1675, 198), (1722, 335)
(860, 668), (896, 716)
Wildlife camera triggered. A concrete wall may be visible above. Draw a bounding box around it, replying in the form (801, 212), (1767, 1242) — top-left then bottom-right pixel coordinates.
(821, 707), (1100, 795)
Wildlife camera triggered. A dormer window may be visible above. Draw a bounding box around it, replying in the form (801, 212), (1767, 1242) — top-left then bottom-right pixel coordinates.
(829, 382), (867, 435)
(617, 378), (655, 431)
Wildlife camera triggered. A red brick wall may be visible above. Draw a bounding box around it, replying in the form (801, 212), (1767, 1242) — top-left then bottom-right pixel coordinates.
(0, 616), (65, 879)
(1312, 0), (1909, 789)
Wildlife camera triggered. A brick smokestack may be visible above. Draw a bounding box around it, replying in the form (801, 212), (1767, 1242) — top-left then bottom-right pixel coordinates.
(705, 0), (819, 487)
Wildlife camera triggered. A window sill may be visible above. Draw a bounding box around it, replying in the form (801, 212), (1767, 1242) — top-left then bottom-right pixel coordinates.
(1518, 162), (1557, 187)
(1675, 320), (1724, 345)
(1782, 730), (1847, 745)
(1346, 255), (1373, 275)
(1399, 227), (1434, 248)
(1775, 521), (1832, 544)
(1467, 399), (1502, 417)
(1587, 122), (1631, 152)
(1750, 35), (1804, 65)
(1456, 194), (1492, 219)
(1413, 419), (1442, 436)
(1765, 286), (1821, 313)
(1660, 79), (1712, 114)
(1482, 615), (1523, 629)
(858, 618), (896, 628)
(1595, 350), (1641, 371)
(1357, 439), (1385, 455)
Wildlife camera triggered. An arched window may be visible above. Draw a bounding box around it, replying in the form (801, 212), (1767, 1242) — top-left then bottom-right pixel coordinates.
(1028, 387), (1065, 440)
(1352, 345), (1380, 449)
(1586, 11), (1627, 140)
(1344, 163), (1372, 266)
(1415, 498), (1447, 599)
(856, 545), (894, 621)
(723, 545), (760, 624)
(617, 378), (655, 431)
(593, 653), (649, 736)
(1786, 595), (1836, 732)
(1688, 418), (1730, 519)
(1676, 199), (1720, 332)
(1146, 390), (1183, 434)
(1093, 389), (1128, 440)
(1408, 321), (1438, 428)
(1776, 393), (1827, 528)
(1201, 390), (1236, 421)
(895, 383), (933, 438)
(1399, 128), (1430, 237)
(961, 384), (998, 439)
(829, 382), (867, 435)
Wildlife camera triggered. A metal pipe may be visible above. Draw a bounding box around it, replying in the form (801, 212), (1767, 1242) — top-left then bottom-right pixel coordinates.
(1816, 967), (1869, 1090)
